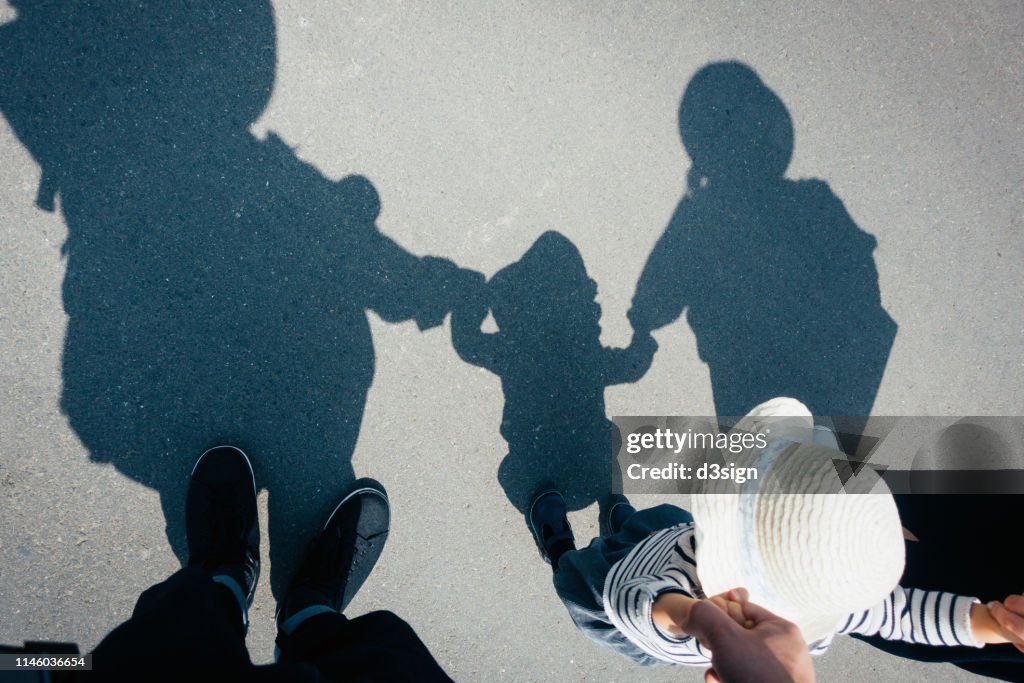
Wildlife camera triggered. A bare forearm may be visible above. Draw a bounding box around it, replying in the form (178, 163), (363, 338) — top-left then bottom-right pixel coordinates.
(653, 592), (751, 639)
(652, 592), (699, 638)
(972, 602), (1020, 645)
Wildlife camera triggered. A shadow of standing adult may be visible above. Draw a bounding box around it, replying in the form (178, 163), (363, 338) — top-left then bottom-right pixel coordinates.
(0, 0), (467, 598)
(629, 61), (897, 418)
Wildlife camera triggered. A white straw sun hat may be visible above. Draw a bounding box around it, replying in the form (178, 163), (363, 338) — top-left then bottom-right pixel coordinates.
(691, 398), (905, 645)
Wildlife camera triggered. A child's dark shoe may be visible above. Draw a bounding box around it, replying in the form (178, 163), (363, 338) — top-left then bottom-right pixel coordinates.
(529, 490), (576, 570)
(605, 494), (637, 535)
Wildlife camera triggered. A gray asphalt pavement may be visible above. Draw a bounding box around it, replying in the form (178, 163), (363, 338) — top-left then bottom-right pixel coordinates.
(1, 1), (1022, 681)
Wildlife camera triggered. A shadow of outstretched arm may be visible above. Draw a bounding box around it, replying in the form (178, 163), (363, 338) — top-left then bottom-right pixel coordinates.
(628, 202), (692, 334)
(450, 270), (500, 372)
(603, 332), (659, 386)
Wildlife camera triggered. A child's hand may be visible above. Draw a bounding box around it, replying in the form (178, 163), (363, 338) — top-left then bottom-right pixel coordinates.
(707, 588), (756, 629)
(413, 256), (463, 330)
(459, 268), (487, 300)
(626, 305), (652, 336)
(450, 268), (498, 368)
(652, 589), (752, 640)
(687, 594), (816, 683)
(970, 598), (1024, 648)
(450, 268), (488, 317)
(605, 329), (659, 385)
(629, 329), (658, 355)
(983, 595), (1024, 652)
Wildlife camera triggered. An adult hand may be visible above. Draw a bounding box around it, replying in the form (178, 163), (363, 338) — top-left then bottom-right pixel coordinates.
(988, 595), (1024, 653)
(684, 590), (815, 683)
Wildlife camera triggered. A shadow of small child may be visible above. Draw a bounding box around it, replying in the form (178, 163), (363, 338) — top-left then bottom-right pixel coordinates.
(452, 231), (657, 523)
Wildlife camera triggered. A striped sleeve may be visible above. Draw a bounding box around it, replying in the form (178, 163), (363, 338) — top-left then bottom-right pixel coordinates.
(602, 525), (711, 665)
(837, 586), (982, 647)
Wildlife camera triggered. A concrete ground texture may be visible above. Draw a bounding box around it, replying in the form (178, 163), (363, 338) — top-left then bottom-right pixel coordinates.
(1, 1), (1022, 681)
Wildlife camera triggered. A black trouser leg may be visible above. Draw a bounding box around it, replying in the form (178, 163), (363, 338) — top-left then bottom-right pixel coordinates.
(276, 610), (453, 683)
(88, 566), (252, 678)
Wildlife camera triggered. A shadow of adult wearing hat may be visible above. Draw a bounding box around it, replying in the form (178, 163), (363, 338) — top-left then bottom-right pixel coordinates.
(628, 61), (897, 419)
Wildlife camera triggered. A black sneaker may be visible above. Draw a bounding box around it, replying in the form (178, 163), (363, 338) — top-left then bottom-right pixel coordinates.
(186, 445), (260, 607)
(604, 494), (637, 536)
(528, 490), (576, 570)
(277, 478), (390, 627)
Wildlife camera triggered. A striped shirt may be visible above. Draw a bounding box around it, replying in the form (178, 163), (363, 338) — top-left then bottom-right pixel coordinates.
(601, 522), (982, 666)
